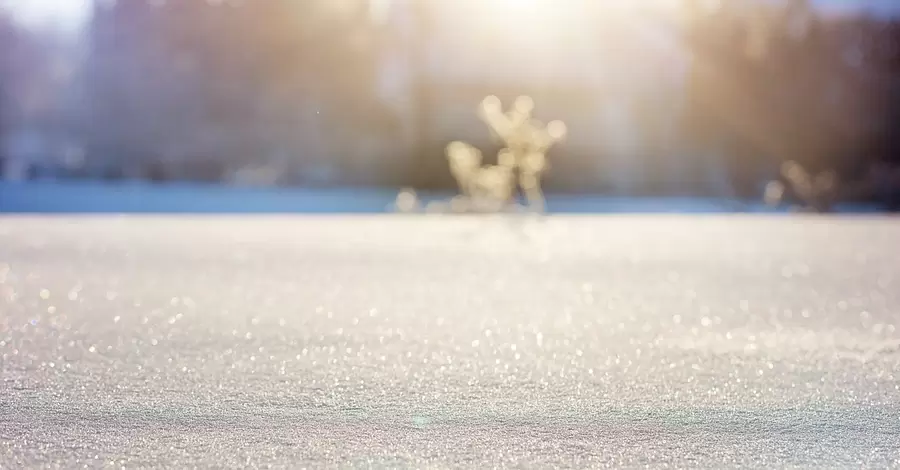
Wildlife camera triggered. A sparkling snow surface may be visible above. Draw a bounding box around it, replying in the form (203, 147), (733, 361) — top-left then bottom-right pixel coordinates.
(1, 216), (899, 468)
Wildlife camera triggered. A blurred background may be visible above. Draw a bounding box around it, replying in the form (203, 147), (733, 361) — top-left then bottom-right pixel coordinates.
(0, 0), (898, 211)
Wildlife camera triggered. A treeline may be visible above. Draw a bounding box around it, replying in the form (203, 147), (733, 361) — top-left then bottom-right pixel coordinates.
(85, 0), (406, 186)
(2, 0), (405, 186)
(0, 0), (897, 207)
(680, 0), (900, 206)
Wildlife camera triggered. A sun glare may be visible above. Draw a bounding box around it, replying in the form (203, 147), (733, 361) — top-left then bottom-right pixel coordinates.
(468, 0), (580, 38)
(0, 0), (91, 31)
(481, 0), (556, 23)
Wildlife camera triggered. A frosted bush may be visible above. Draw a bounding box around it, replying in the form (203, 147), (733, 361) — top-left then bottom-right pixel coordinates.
(765, 160), (838, 212)
(394, 188), (419, 213)
(395, 95), (566, 214)
(452, 95), (566, 213)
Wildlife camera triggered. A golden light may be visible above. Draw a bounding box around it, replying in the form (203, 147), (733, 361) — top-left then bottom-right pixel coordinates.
(488, 0), (543, 9)
(460, 0), (690, 43)
(481, 0), (549, 19)
(468, 0), (580, 36)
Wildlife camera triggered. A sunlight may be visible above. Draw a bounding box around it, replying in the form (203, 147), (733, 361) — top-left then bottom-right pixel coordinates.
(491, 0), (545, 15)
(480, 0), (562, 28)
(462, 0), (586, 43)
(466, 0), (679, 38)
(0, 0), (91, 31)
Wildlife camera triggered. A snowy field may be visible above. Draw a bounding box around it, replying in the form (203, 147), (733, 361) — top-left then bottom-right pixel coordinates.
(1, 214), (899, 468)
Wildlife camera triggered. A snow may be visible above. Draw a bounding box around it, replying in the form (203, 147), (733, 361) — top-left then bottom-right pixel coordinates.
(1, 215), (898, 468)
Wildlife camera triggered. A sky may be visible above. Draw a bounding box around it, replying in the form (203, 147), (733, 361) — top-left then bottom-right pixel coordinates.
(0, 0), (897, 33)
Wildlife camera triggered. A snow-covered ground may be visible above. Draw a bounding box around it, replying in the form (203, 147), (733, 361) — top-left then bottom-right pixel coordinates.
(0, 180), (885, 214)
(1, 215), (898, 468)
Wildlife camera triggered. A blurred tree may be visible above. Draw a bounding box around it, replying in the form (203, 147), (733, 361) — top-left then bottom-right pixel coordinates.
(680, 0), (757, 197)
(860, 18), (900, 209)
(680, 0), (863, 199)
(85, 0), (393, 185)
(0, 11), (68, 179)
(0, 12), (13, 177)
